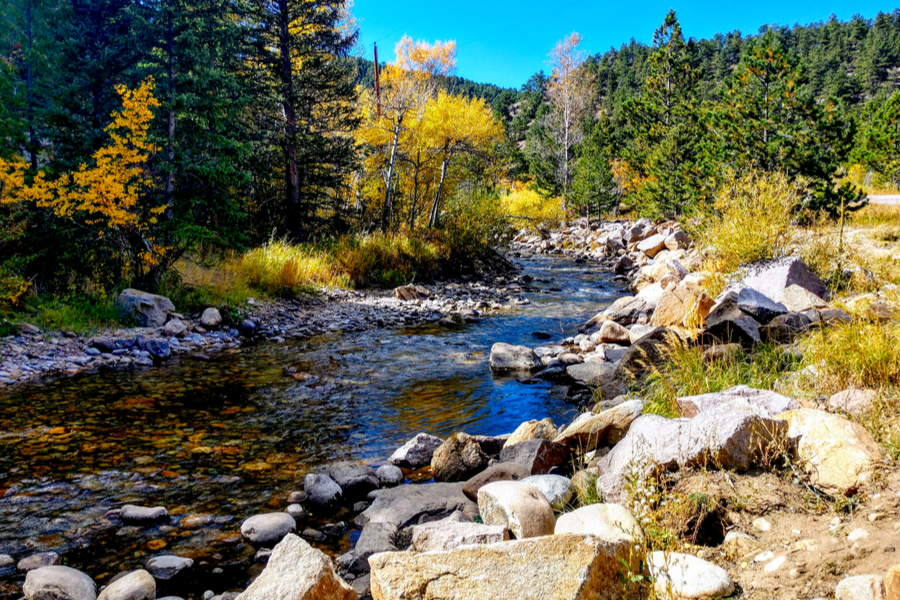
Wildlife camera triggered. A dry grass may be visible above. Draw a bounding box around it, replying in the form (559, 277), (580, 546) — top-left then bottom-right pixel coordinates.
(240, 239), (350, 293)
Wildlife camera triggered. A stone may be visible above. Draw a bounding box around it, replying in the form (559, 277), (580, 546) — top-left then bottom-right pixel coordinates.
(665, 231), (690, 251)
(304, 473), (343, 512)
(649, 285), (712, 329)
(554, 400), (643, 453)
(200, 308), (222, 328)
(16, 322), (41, 334)
(144, 339), (170, 360)
(596, 321), (631, 345)
(781, 284), (829, 313)
(737, 288), (789, 324)
(18, 552), (61, 572)
(647, 552), (734, 599)
(498, 439), (569, 475)
(722, 531), (759, 560)
(760, 312), (813, 343)
(375, 465), (403, 487)
(369, 533), (640, 600)
(286, 504), (307, 520)
(462, 463), (531, 500)
(829, 388), (878, 418)
(488, 343), (542, 372)
(241, 513), (296, 546)
(580, 296), (650, 331)
(835, 576), (886, 600)
(566, 362), (625, 399)
(596, 401), (787, 503)
(346, 522), (398, 574)
(431, 433), (490, 482)
(410, 516), (508, 553)
(616, 326), (673, 377)
(521, 475), (575, 510)
(625, 219), (655, 243)
(677, 385), (800, 418)
(885, 566), (900, 600)
(477, 481), (555, 539)
(164, 319), (187, 338)
(145, 556), (193, 580)
(235, 534), (355, 600)
(848, 528), (870, 542)
(703, 292), (761, 348)
(97, 570), (155, 600)
(23, 566), (97, 600)
(637, 234), (668, 258)
(356, 483), (478, 530)
(115, 289), (176, 328)
(327, 462), (379, 498)
(752, 518), (771, 532)
(729, 257), (828, 305)
(614, 255), (634, 274)
(389, 433), (443, 469)
(392, 284), (419, 301)
(503, 419), (558, 447)
(781, 409), (883, 495)
(120, 505), (170, 526)
(554, 504), (642, 543)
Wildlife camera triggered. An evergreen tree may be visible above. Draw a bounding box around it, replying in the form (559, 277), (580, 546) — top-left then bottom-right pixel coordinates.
(855, 91), (900, 191)
(570, 116), (620, 219)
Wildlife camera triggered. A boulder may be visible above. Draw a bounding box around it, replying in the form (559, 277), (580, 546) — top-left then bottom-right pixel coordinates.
(637, 234), (668, 258)
(327, 462), (379, 498)
(18, 552), (60, 572)
(596, 321), (631, 345)
(410, 516), (508, 553)
(431, 433), (490, 482)
(729, 257), (828, 305)
(625, 220), (655, 243)
(521, 475), (575, 510)
(144, 339), (171, 360)
(885, 565), (900, 600)
(665, 231), (690, 251)
(554, 504), (642, 543)
(115, 289), (176, 328)
(120, 505), (170, 526)
(392, 284), (419, 301)
(737, 288), (788, 324)
(614, 255), (634, 274)
(503, 419), (558, 447)
(23, 566), (97, 600)
(389, 433), (443, 469)
(616, 327), (673, 377)
(200, 308), (222, 328)
(369, 533), (640, 600)
(647, 552), (734, 599)
(677, 386), (800, 419)
(760, 312), (812, 343)
(722, 531), (759, 560)
(356, 483), (478, 530)
(345, 522), (398, 574)
(702, 292), (761, 348)
(580, 296), (650, 332)
(781, 284), (829, 313)
(235, 534), (355, 600)
(241, 513), (296, 546)
(834, 575), (886, 600)
(303, 474), (343, 512)
(780, 409), (883, 495)
(488, 343), (542, 372)
(375, 465), (404, 487)
(144, 556), (193, 581)
(566, 362), (625, 399)
(462, 463), (531, 500)
(97, 570), (155, 600)
(498, 439), (569, 475)
(828, 388), (878, 418)
(554, 400), (643, 453)
(650, 285), (712, 329)
(477, 481), (555, 539)
(164, 319), (187, 338)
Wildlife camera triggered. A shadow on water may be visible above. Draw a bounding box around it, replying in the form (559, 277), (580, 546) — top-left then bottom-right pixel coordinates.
(0, 254), (626, 597)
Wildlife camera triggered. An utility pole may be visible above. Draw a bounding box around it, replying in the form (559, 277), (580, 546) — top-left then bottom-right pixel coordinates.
(374, 42), (381, 117)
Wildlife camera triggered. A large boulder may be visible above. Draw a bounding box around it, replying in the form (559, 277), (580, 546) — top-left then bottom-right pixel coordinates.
(637, 234), (668, 258)
(834, 575), (885, 600)
(736, 288), (788, 324)
(677, 386), (800, 419)
(521, 475), (575, 510)
(410, 514), (508, 553)
(200, 307), (222, 328)
(240, 513), (296, 546)
(702, 292), (761, 348)
(554, 400), (643, 453)
(462, 463), (531, 501)
(115, 289), (176, 328)
(595, 321), (631, 345)
(647, 552), (734, 599)
(650, 285), (713, 329)
(304, 473), (343, 512)
(356, 483), (478, 530)
(327, 462), (379, 498)
(616, 327), (673, 377)
(580, 296), (651, 332)
(235, 534), (356, 600)
(728, 257), (828, 305)
(345, 522), (398, 574)
(389, 433), (444, 469)
(97, 570), (155, 600)
(431, 433), (490, 482)
(23, 566), (97, 600)
(498, 439), (569, 475)
(477, 481), (555, 539)
(369, 533), (641, 600)
(489, 343), (542, 372)
(828, 388), (877, 418)
(780, 409), (883, 495)
(566, 362), (626, 399)
(503, 419), (558, 447)
(554, 504), (642, 544)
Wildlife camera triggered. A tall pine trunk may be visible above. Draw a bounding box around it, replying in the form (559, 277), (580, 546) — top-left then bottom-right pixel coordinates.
(278, 0), (302, 239)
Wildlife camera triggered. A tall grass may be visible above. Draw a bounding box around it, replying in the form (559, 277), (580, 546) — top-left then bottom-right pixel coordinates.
(1, 294), (122, 334)
(240, 239), (349, 294)
(334, 233), (440, 289)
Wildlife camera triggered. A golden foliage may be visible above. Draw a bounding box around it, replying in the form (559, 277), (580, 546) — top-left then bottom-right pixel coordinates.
(500, 181), (564, 228)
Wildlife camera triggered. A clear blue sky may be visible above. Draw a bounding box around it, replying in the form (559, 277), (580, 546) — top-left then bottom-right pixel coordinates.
(353, 0), (899, 89)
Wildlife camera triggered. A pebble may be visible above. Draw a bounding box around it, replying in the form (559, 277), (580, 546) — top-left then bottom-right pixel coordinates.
(754, 551), (774, 562)
(848, 528), (870, 542)
(764, 556), (787, 572)
(145, 555), (194, 580)
(753, 518), (772, 532)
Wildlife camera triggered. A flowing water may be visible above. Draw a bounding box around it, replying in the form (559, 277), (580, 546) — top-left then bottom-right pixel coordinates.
(0, 255), (624, 597)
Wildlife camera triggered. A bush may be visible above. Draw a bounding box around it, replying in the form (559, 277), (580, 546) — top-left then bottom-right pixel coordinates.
(441, 191), (513, 266)
(239, 239), (349, 295)
(499, 181), (565, 229)
(1, 294), (122, 333)
(335, 233), (441, 288)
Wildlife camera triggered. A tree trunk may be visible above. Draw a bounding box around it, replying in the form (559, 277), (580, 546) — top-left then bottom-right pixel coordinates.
(428, 157), (449, 228)
(382, 117), (402, 231)
(278, 0), (302, 239)
(409, 150), (420, 228)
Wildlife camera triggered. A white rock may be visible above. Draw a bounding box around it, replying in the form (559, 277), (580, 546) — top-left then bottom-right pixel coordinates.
(835, 575), (886, 600)
(200, 308), (222, 328)
(764, 556), (787, 572)
(521, 475), (575, 510)
(648, 552), (734, 599)
(847, 528), (870, 542)
(554, 504), (642, 544)
(477, 481), (555, 539)
(97, 570), (155, 600)
(752, 518), (771, 532)
(754, 551), (774, 562)
(24, 566), (97, 600)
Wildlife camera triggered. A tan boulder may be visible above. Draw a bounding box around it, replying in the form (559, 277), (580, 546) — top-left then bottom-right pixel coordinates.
(554, 400), (643, 453)
(781, 284), (828, 313)
(828, 388), (877, 418)
(504, 419), (558, 447)
(780, 409), (883, 495)
(369, 533), (641, 600)
(596, 321), (631, 345)
(650, 284), (712, 329)
(554, 504), (642, 544)
(885, 564), (900, 600)
(476, 481), (555, 539)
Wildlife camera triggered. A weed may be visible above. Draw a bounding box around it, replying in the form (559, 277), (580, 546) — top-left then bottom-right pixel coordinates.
(2, 294), (122, 334)
(241, 238), (349, 294)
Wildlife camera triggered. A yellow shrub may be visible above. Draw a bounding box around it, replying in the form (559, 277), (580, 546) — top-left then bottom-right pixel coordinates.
(240, 239), (349, 293)
(500, 181), (565, 229)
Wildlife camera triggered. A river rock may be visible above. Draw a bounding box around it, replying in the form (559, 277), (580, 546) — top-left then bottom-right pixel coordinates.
(23, 566), (97, 600)
(729, 257), (828, 305)
(637, 234), (667, 258)
(304, 473), (343, 512)
(579, 297), (648, 333)
(327, 462), (379, 498)
(120, 505), (170, 526)
(737, 288), (788, 324)
(616, 326), (672, 377)
(392, 284), (419, 301)
(346, 522), (398, 574)
(462, 463), (531, 500)
(677, 386), (800, 418)
(647, 551), (734, 599)
(665, 231), (690, 251)
(521, 475), (575, 510)
(200, 308), (222, 328)
(389, 433), (443, 469)
(554, 400), (643, 453)
(164, 319), (187, 338)
(614, 255), (633, 274)
(144, 339), (171, 360)
(369, 533), (640, 600)
(115, 289), (176, 328)
(650, 285), (712, 329)
(286, 504), (307, 520)
(554, 504), (642, 543)
(410, 515), (508, 553)
(356, 482), (478, 530)
(781, 284), (829, 313)
(780, 409), (883, 495)
(498, 439), (569, 475)
(431, 433), (490, 482)
(595, 321), (631, 344)
(97, 570), (155, 600)
(566, 362), (625, 399)
(828, 388), (878, 418)
(145, 556), (193, 580)
(504, 418), (558, 447)
(835, 575), (886, 600)
(489, 343), (542, 372)
(477, 481), (555, 539)
(241, 513), (296, 546)
(760, 312), (813, 343)
(722, 531), (760, 560)
(235, 534), (355, 600)
(18, 552), (61, 572)
(702, 292), (761, 347)
(375, 465), (403, 487)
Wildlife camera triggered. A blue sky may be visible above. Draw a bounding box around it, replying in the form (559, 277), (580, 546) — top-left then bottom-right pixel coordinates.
(353, 1), (899, 89)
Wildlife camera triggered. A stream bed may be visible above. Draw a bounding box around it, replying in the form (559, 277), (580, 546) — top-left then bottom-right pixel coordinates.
(0, 254), (624, 598)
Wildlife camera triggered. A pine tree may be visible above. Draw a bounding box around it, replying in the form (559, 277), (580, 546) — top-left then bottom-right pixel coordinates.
(855, 91), (900, 191)
(570, 116), (620, 220)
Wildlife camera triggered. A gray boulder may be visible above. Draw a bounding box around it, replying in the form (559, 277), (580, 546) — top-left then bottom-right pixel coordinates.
(356, 482), (478, 530)
(703, 292), (761, 348)
(521, 475), (575, 510)
(375, 464), (404, 487)
(462, 462), (531, 501)
(677, 386), (800, 419)
(200, 307), (222, 328)
(760, 312), (812, 343)
(616, 326), (673, 377)
(144, 339), (171, 360)
(498, 439), (570, 475)
(346, 521), (398, 574)
(97, 570), (155, 600)
(23, 566), (96, 600)
(410, 513), (508, 553)
(303, 473), (343, 512)
(144, 555), (193, 581)
(737, 288), (789, 324)
(327, 462), (379, 498)
(489, 343), (543, 372)
(729, 257), (828, 305)
(566, 362), (626, 400)
(240, 513), (296, 546)
(115, 289), (175, 328)
(637, 234), (667, 258)
(388, 432), (443, 469)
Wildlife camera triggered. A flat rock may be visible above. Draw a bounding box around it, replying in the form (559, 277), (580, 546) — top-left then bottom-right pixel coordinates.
(120, 505), (170, 526)
(554, 400), (643, 453)
(462, 463), (531, 501)
(18, 552), (60, 572)
(145, 555), (193, 580)
(241, 513), (296, 546)
(410, 516), (508, 553)
(503, 418), (558, 447)
(637, 234), (667, 258)
(304, 473), (343, 512)
(554, 504), (642, 544)
(677, 386), (800, 419)
(498, 439), (569, 475)
(235, 534), (355, 600)
(389, 433), (443, 469)
(737, 288), (788, 324)
(356, 482), (478, 530)
(835, 575), (886, 600)
(477, 481), (555, 539)
(489, 343), (542, 372)
(327, 462), (379, 498)
(23, 566), (97, 600)
(369, 533), (640, 600)
(828, 388), (878, 418)
(521, 475), (575, 510)
(431, 433), (489, 482)
(648, 551), (734, 599)
(97, 570), (155, 600)
(781, 284), (829, 313)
